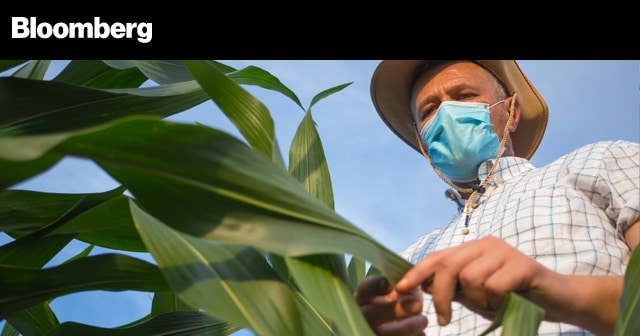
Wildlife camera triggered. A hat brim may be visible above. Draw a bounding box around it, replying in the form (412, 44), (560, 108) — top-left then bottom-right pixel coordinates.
(370, 60), (548, 159)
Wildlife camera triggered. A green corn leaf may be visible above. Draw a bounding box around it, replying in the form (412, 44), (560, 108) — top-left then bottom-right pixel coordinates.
(615, 245), (640, 336)
(131, 201), (304, 335)
(43, 311), (238, 336)
(54, 60), (147, 88)
(0, 253), (168, 319)
(185, 60), (284, 167)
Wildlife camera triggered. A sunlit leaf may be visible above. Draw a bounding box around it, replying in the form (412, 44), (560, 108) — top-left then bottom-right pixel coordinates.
(283, 93), (371, 334)
(185, 60), (285, 167)
(286, 255), (373, 335)
(131, 201), (304, 335)
(289, 110), (334, 209)
(227, 66), (304, 111)
(309, 82), (352, 110)
(10, 60), (51, 80)
(347, 257), (367, 292)
(55, 118), (409, 281)
(150, 291), (193, 315)
(0, 320), (19, 336)
(615, 245), (640, 336)
(0, 117), (412, 282)
(0, 77), (208, 135)
(0, 61), (28, 74)
(479, 292), (544, 336)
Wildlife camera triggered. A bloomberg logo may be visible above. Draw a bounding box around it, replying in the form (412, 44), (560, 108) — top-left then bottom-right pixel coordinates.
(11, 17), (152, 43)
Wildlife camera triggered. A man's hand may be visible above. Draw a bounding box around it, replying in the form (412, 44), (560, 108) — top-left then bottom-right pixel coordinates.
(355, 276), (427, 335)
(394, 235), (626, 335)
(395, 236), (547, 326)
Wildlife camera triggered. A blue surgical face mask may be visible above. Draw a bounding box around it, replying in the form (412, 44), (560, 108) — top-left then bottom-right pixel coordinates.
(419, 100), (504, 183)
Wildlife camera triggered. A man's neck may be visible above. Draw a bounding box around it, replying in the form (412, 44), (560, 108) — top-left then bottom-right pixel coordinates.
(453, 179), (481, 200)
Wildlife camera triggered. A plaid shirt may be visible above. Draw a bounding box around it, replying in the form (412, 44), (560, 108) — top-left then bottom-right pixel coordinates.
(400, 140), (640, 336)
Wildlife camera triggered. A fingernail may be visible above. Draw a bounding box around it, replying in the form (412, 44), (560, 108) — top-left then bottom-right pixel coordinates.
(418, 315), (429, 329)
(378, 277), (391, 292)
(408, 299), (423, 314)
(437, 313), (447, 326)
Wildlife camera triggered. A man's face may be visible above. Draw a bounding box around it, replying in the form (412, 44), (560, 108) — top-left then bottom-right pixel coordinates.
(410, 61), (518, 157)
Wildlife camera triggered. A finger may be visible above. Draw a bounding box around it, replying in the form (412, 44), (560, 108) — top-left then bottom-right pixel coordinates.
(429, 268), (459, 325)
(481, 254), (539, 311)
(355, 276), (392, 305)
(399, 245), (483, 325)
(455, 248), (504, 313)
(456, 239), (539, 315)
(396, 242), (480, 293)
(395, 254), (437, 293)
(372, 314), (428, 336)
(360, 295), (424, 326)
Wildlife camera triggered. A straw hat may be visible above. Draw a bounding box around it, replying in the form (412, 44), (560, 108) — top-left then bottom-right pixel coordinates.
(370, 60), (548, 159)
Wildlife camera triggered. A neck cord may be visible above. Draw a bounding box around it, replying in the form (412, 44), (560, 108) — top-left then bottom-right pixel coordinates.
(415, 94), (517, 234)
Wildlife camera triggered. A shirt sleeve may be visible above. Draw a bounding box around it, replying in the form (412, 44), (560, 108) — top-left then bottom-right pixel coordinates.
(599, 140), (640, 234)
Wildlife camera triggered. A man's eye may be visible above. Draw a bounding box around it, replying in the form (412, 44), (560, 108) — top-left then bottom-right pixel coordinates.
(457, 93), (475, 100)
(420, 106), (438, 121)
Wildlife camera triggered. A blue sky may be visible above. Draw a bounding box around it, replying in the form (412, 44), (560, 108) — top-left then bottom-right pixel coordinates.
(1, 60), (639, 335)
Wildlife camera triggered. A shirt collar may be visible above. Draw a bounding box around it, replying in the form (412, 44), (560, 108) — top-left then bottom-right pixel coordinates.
(478, 156), (535, 182)
(444, 156), (536, 212)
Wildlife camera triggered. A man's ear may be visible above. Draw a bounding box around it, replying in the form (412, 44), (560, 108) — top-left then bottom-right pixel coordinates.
(505, 94), (520, 132)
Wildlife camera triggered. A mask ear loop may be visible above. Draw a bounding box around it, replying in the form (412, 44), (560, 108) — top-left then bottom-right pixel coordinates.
(414, 93), (518, 233)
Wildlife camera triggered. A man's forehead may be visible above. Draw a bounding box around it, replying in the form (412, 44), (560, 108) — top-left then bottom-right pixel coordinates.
(413, 61), (488, 92)
(418, 61), (484, 80)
